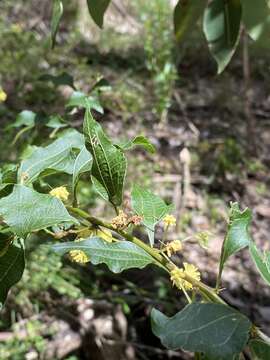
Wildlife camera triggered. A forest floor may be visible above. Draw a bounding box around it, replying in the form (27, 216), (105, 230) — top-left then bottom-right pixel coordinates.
(1, 3), (270, 359)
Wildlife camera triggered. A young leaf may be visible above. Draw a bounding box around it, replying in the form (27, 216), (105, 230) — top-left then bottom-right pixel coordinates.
(83, 109), (127, 207)
(52, 237), (154, 273)
(151, 303), (251, 358)
(18, 129), (84, 184)
(51, 0), (63, 48)
(10, 110), (37, 128)
(72, 146), (93, 194)
(131, 185), (174, 246)
(218, 203), (252, 282)
(0, 185), (77, 237)
(46, 115), (67, 129)
(66, 91), (103, 113)
(249, 241), (270, 286)
(203, 0), (242, 74)
(117, 135), (156, 154)
(249, 339), (270, 360)
(0, 239), (25, 309)
(174, 0), (207, 41)
(86, 0), (111, 28)
(241, 0), (270, 42)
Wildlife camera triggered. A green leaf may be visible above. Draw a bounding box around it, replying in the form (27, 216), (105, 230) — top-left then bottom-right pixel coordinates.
(11, 110), (36, 128)
(51, 0), (63, 48)
(72, 146), (92, 194)
(46, 115), (67, 129)
(39, 72), (75, 89)
(131, 185), (173, 246)
(249, 339), (270, 360)
(83, 109), (127, 207)
(86, 0), (111, 28)
(0, 164), (17, 190)
(174, 0), (207, 41)
(0, 185), (77, 237)
(151, 303), (251, 359)
(51, 237), (154, 273)
(66, 91), (103, 113)
(218, 203), (252, 280)
(118, 136), (156, 154)
(249, 241), (270, 286)
(18, 129), (84, 184)
(0, 239), (25, 309)
(203, 0), (242, 74)
(91, 176), (109, 201)
(241, 0), (270, 42)
(265, 252), (270, 274)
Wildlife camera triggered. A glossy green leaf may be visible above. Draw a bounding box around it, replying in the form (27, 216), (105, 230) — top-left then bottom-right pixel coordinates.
(86, 0), (111, 28)
(51, 0), (63, 48)
(131, 185), (173, 246)
(0, 239), (25, 309)
(39, 72), (75, 89)
(11, 110), (36, 128)
(52, 237), (154, 273)
(151, 303), (251, 358)
(249, 339), (270, 359)
(0, 185), (77, 237)
(72, 146), (93, 194)
(118, 136), (156, 154)
(249, 241), (270, 286)
(203, 0), (242, 74)
(241, 0), (270, 41)
(66, 91), (103, 113)
(174, 0), (207, 41)
(218, 203), (252, 280)
(18, 129), (84, 184)
(83, 109), (127, 207)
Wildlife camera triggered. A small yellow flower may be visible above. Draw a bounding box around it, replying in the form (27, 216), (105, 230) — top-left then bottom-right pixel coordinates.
(69, 250), (89, 263)
(69, 237), (90, 264)
(0, 88), (7, 103)
(164, 240), (182, 257)
(170, 266), (185, 289)
(50, 186), (69, 201)
(111, 210), (128, 229)
(163, 214), (176, 228)
(170, 262), (200, 291)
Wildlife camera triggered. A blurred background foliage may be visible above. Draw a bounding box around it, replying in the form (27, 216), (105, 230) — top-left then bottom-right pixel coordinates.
(0, 0), (270, 359)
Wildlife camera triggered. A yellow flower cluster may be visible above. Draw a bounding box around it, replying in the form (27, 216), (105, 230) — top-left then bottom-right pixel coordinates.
(69, 238), (90, 264)
(164, 240), (182, 257)
(69, 249), (89, 263)
(163, 214), (176, 228)
(0, 88), (7, 103)
(50, 186), (69, 201)
(170, 263), (200, 291)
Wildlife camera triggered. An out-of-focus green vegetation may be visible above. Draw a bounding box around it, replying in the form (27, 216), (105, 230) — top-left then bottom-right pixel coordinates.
(1, 1), (270, 359)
